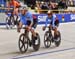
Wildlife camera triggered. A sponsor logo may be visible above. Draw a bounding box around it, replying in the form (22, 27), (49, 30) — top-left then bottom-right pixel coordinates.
(70, 14), (75, 20)
(38, 15), (47, 22)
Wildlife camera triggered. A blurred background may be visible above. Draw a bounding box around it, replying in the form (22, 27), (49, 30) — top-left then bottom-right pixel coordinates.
(0, 0), (75, 12)
(0, 0), (75, 24)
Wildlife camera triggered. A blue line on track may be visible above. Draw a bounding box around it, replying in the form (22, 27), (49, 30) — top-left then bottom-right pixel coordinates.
(12, 47), (75, 59)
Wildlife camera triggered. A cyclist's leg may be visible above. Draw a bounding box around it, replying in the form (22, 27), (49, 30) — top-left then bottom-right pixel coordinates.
(31, 19), (38, 37)
(14, 8), (20, 25)
(53, 19), (59, 35)
(14, 8), (19, 17)
(26, 20), (37, 37)
(53, 27), (58, 35)
(17, 21), (23, 32)
(52, 25), (59, 37)
(8, 7), (15, 26)
(32, 18), (38, 29)
(31, 27), (36, 37)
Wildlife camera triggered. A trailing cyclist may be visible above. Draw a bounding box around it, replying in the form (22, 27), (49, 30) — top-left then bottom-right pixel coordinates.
(43, 10), (59, 38)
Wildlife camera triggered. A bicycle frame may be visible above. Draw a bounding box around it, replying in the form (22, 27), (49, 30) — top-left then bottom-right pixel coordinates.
(24, 28), (31, 44)
(47, 26), (53, 37)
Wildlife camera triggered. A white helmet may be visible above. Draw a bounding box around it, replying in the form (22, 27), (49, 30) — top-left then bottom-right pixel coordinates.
(47, 10), (52, 14)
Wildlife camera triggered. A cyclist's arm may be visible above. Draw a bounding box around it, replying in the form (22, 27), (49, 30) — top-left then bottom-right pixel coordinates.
(52, 15), (56, 27)
(29, 14), (33, 27)
(45, 17), (48, 27)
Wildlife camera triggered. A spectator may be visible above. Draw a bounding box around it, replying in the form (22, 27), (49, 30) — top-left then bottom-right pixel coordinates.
(40, 2), (49, 13)
(68, 0), (73, 6)
(24, 0), (30, 7)
(58, 0), (67, 9)
(31, 0), (36, 9)
(50, 2), (58, 13)
(73, 0), (75, 6)
(36, 1), (43, 13)
(24, 0), (36, 8)
(44, 0), (49, 2)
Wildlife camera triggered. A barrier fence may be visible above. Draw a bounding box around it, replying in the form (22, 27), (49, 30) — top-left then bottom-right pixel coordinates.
(34, 13), (75, 24)
(0, 9), (75, 25)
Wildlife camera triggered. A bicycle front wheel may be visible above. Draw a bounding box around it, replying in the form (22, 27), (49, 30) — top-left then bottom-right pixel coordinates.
(18, 33), (28, 53)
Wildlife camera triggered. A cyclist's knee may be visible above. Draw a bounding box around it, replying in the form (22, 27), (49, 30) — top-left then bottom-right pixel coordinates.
(31, 28), (36, 36)
(31, 28), (35, 33)
(53, 27), (57, 32)
(19, 22), (23, 28)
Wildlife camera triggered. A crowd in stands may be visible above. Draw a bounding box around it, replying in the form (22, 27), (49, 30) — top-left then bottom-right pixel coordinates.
(0, 0), (75, 14)
(23, 0), (75, 14)
(24, 0), (68, 13)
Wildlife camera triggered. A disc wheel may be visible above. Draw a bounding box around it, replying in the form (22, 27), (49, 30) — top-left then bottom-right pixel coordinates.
(32, 33), (40, 51)
(54, 31), (61, 47)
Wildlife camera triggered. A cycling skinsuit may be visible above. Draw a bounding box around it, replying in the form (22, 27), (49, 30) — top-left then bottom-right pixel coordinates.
(45, 14), (56, 27)
(19, 12), (34, 27)
(8, 0), (20, 12)
(10, 0), (20, 8)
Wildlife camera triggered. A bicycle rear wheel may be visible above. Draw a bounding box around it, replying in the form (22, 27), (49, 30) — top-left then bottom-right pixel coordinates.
(32, 33), (40, 51)
(54, 31), (61, 47)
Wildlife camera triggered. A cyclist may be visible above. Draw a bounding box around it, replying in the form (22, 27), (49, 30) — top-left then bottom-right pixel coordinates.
(17, 6), (37, 39)
(43, 10), (59, 37)
(6, 0), (21, 26)
(8, 0), (21, 15)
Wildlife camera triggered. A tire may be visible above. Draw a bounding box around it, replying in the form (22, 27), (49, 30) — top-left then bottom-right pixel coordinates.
(10, 16), (15, 26)
(44, 31), (52, 48)
(6, 17), (11, 29)
(6, 17), (9, 29)
(54, 31), (61, 47)
(6, 16), (14, 29)
(18, 33), (28, 53)
(32, 33), (40, 51)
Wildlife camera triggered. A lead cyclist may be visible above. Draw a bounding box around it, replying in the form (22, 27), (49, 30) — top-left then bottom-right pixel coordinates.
(17, 6), (37, 39)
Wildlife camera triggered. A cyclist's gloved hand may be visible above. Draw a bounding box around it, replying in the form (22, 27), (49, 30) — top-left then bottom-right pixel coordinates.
(26, 26), (31, 31)
(42, 26), (46, 31)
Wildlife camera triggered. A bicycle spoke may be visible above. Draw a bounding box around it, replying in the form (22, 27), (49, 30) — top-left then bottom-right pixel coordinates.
(20, 40), (23, 44)
(20, 40), (24, 49)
